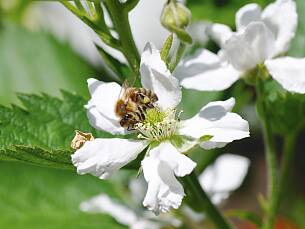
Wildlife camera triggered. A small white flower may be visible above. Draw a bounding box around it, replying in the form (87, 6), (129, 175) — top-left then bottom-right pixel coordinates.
(80, 194), (162, 229)
(175, 0), (305, 94)
(72, 42), (249, 214)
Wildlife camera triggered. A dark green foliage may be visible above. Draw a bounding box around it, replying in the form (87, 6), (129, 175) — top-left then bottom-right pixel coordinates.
(0, 91), (112, 169)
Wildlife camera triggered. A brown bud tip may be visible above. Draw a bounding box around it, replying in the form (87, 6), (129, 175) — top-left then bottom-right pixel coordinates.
(71, 130), (94, 150)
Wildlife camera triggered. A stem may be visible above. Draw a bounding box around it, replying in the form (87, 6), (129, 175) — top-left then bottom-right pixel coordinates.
(256, 79), (278, 229)
(60, 1), (120, 49)
(169, 41), (186, 72)
(261, 117), (278, 229)
(273, 133), (297, 216)
(182, 172), (233, 229)
(278, 134), (297, 197)
(103, 0), (140, 76)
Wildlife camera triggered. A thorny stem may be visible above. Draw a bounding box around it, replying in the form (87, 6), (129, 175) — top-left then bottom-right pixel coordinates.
(182, 172), (233, 229)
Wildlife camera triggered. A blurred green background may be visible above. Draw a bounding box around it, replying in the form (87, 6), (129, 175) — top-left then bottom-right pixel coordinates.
(0, 0), (305, 228)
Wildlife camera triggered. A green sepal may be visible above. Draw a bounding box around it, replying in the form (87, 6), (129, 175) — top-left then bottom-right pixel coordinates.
(171, 134), (213, 153)
(160, 34), (174, 65)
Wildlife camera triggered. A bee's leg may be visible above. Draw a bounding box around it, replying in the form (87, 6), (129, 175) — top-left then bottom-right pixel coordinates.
(127, 125), (135, 131)
(146, 103), (154, 109)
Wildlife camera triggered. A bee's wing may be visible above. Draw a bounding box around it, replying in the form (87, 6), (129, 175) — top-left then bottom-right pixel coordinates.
(118, 80), (129, 100)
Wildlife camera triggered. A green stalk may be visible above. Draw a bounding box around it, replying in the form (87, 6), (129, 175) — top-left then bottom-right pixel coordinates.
(256, 78), (278, 229)
(261, 117), (278, 229)
(277, 134), (297, 201)
(266, 132), (297, 228)
(182, 172), (233, 229)
(103, 0), (140, 76)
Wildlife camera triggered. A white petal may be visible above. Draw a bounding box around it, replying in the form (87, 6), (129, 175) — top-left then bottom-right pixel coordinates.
(265, 57), (305, 93)
(142, 154), (185, 214)
(199, 154), (250, 204)
(187, 21), (210, 46)
(71, 138), (148, 179)
(153, 142), (196, 177)
(131, 220), (161, 229)
(208, 23), (233, 48)
(80, 194), (138, 226)
(179, 98), (249, 149)
(174, 49), (240, 91)
(86, 79), (126, 135)
(224, 22), (276, 71)
(262, 0), (298, 55)
(236, 3), (262, 31)
(140, 42), (182, 110)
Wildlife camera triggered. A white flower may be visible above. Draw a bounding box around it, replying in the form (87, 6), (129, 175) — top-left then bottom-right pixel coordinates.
(80, 153), (250, 227)
(80, 194), (162, 229)
(72, 42), (250, 214)
(175, 0), (305, 94)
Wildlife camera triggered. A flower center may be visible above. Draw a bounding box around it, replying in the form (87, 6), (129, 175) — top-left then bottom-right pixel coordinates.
(135, 108), (179, 142)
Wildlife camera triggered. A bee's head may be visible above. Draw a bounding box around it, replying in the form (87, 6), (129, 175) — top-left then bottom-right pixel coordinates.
(120, 113), (137, 131)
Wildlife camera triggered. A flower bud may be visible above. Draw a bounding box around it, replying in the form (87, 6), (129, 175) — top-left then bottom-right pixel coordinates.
(71, 130), (94, 150)
(161, 2), (191, 30)
(161, 1), (192, 43)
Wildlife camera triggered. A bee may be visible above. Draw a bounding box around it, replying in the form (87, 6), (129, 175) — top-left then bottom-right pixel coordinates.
(115, 81), (158, 130)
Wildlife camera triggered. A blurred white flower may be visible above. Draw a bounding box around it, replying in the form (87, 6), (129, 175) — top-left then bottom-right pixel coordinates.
(80, 194), (162, 229)
(175, 0), (305, 94)
(199, 154), (250, 205)
(71, 42), (249, 214)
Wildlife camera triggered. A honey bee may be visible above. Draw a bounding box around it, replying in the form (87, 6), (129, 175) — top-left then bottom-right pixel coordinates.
(115, 81), (158, 130)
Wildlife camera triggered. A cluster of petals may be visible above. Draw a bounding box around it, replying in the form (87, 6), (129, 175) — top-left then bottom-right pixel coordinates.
(175, 0), (305, 94)
(71, 42), (249, 214)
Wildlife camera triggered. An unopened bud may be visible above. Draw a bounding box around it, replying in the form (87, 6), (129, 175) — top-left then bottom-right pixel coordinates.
(161, 2), (191, 29)
(71, 130), (94, 150)
(161, 1), (192, 43)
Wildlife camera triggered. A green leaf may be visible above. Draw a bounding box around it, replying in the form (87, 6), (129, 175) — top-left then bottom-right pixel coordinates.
(0, 22), (100, 106)
(256, 79), (305, 135)
(0, 91), (112, 169)
(0, 146), (73, 170)
(0, 161), (127, 229)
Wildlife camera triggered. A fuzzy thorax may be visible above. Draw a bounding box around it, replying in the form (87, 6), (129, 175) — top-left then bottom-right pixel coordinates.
(135, 108), (179, 142)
